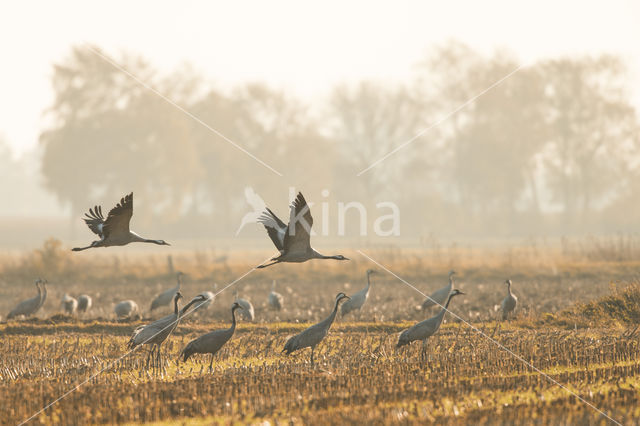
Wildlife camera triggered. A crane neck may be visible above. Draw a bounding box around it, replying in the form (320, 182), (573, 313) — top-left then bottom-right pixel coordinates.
(440, 293), (457, 313)
(320, 298), (342, 328)
(434, 293), (456, 325)
(313, 250), (342, 260)
(230, 306), (239, 330)
(444, 294), (453, 310)
(130, 232), (165, 246)
(180, 297), (203, 316)
(173, 296), (180, 316)
(366, 273), (372, 289)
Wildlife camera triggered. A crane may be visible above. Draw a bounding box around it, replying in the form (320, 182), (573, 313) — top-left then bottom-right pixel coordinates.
(501, 279), (518, 320)
(421, 270), (456, 311)
(233, 290), (255, 321)
(61, 294), (78, 315)
(150, 272), (183, 312)
(114, 300), (139, 319)
(268, 280), (284, 311)
(77, 295), (92, 314)
(282, 292), (350, 365)
(398, 289), (465, 357)
(128, 293), (206, 368)
(7, 279), (43, 320)
(181, 302), (242, 372)
(341, 269), (377, 317)
(256, 192), (349, 268)
(72, 193), (170, 251)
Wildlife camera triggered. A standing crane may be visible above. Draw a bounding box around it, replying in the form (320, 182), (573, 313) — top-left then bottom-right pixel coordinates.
(61, 294), (78, 315)
(150, 272), (183, 312)
(181, 302), (242, 372)
(128, 293), (206, 368)
(233, 290), (255, 321)
(256, 192), (349, 268)
(7, 279), (43, 319)
(114, 300), (139, 319)
(282, 292), (350, 365)
(341, 269), (377, 317)
(398, 289), (465, 357)
(268, 280), (284, 311)
(421, 270), (456, 311)
(72, 193), (170, 251)
(501, 279), (518, 320)
(77, 295), (92, 314)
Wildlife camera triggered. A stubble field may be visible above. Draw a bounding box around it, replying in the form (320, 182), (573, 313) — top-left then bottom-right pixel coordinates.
(1, 238), (640, 425)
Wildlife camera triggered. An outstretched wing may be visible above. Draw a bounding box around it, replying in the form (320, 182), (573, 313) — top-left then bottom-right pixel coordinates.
(258, 207), (287, 252)
(82, 205), (105, 238)
(102, 193), (134, 239)
(283, 192), (313, 253)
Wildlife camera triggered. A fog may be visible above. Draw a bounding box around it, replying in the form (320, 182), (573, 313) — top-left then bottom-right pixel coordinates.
(1, 4), (640, 249)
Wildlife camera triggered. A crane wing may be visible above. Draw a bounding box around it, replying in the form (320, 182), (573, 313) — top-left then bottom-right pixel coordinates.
(283, 192), (313, 253)
(82, 205), (105, 237)
(102, 193), (134, 239)
(257, 208), (286, 252)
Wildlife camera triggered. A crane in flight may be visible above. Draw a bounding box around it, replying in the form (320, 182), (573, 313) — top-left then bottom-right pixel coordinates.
(72, 193), (170, 251)
(256, 192), (349, 268)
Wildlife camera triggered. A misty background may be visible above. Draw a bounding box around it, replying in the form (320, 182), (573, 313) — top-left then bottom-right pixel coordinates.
(1, 2), (640, 249)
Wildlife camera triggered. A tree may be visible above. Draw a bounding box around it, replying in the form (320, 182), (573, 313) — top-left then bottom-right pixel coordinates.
(421, 43), (547, 233)
(541, 56), (638, 223)
(327, 81), (429, 201)
(40, 46), (202, 235)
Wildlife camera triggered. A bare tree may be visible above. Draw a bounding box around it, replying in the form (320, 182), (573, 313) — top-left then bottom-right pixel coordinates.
(541, 56), (638, 224)
(40, 46), (202, 237)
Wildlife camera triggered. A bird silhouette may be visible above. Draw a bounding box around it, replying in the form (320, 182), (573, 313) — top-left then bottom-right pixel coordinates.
(72, 193), (170, 251)
(257, 192), (349, 268)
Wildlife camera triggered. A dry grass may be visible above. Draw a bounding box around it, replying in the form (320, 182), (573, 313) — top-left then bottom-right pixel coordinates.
(1, 321), (639, 424)
(1, 238), (640, 424)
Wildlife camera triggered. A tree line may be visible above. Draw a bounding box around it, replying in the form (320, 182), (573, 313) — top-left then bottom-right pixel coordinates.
(34, 43), (640, 239)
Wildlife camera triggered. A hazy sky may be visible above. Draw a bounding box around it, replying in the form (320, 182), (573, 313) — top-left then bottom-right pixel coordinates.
(1, 0), (639, 156)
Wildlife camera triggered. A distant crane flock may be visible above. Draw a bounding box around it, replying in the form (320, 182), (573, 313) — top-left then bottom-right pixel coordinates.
(5, 191), (521, 371)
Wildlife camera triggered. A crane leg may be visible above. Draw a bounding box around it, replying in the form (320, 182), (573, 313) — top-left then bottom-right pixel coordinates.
(257, 260), (280, 269)
(150, 346), (156, 369)
(156, 346), (162, 368)
(209, 354), (214, 373)
(310, 347), (315, 366)
(145, 346), (154, 369)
